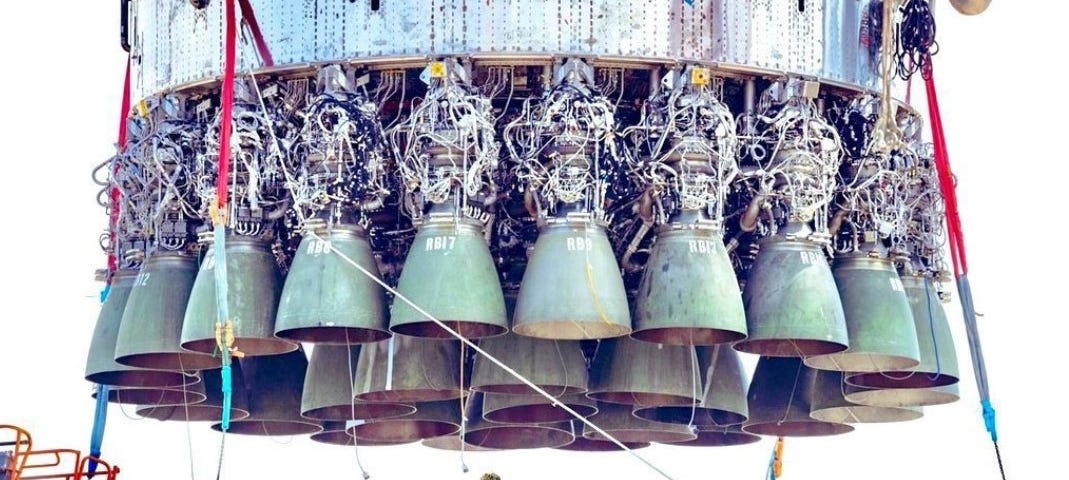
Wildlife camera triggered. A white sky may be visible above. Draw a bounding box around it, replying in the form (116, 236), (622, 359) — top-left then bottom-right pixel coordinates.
(0, 2), (1064, 479)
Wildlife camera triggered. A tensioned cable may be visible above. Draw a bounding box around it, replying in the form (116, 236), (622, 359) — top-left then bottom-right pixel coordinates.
(179, 359), (197, 480)
(305, 230), (676, 480)
(344, 329), (372, 480)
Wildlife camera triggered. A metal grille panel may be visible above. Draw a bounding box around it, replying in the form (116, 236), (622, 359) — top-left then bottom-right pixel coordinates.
(131, 0), (882, 97)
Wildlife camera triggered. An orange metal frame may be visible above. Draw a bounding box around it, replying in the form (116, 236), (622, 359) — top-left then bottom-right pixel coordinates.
(1, 426), (119, 480)
(2, 425), (32, 479)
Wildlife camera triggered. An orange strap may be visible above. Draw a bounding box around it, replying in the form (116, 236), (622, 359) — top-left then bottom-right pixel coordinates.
(773, 437), (784, 478)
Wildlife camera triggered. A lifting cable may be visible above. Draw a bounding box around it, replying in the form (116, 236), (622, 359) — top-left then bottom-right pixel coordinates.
(922, 62), (1005, 479)
(236, 0), (274, 67)
(211, 2), (240, 479)
(903, 0), (1001, 471)
(210, 0), (275, 477)
(887, 1), (1004, 475)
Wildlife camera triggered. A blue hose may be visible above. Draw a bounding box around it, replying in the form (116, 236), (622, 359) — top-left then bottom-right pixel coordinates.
(86, 284), (113, 476)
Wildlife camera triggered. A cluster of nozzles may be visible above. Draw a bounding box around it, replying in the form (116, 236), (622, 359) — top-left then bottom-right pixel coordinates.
(84, 59), (959, 452)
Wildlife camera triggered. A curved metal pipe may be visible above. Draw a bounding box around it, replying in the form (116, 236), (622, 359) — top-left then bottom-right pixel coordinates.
(724, 235), (740, 255)
(739, 195), (766, 233)
(265, 199), (291, 220)
(524, 189), (539, 219)
(360, 198), (384, 211)
(828, 208), (849, 237)
(620, 221), (653, 273)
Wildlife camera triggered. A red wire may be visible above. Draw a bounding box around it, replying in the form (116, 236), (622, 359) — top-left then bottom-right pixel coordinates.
(923, 66), (969, 278)
(108, 56), (133, 276)
(237, 0), (274, 67)
(216, 0), (238, 211)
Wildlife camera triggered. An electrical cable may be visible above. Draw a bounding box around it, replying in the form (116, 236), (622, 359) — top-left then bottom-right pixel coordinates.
(345, 330), (372, 480)
(896, 0), (938, 81)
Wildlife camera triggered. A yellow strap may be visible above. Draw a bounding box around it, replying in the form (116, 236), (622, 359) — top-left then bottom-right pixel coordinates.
(585, 260), (613, 327)
(214, 322), (224, 352)
(214, 321), (244, 358)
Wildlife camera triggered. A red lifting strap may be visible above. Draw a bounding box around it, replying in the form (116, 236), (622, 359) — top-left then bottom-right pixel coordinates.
(117, 58), (132, 147)
(923, 67), (969, 278)
(108, 56), (133, 276)
(238, 0), (274, 67)
(216, 0), (239, 210)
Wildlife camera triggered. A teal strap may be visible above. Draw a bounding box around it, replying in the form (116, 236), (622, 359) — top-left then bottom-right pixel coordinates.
(220, 363), (233, 431)
(212, 224), (233, 432)
(212, 225), (230, 342)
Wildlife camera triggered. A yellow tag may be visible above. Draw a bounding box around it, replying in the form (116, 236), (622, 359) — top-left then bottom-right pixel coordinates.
(429, 61), (448, 79)
(136, 99), (150, 117)
(690, 67), (711, 86)
(214, 322), (225, 350)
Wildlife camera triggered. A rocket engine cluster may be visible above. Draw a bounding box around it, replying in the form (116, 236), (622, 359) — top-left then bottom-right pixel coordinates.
(85, 0), (962, 454)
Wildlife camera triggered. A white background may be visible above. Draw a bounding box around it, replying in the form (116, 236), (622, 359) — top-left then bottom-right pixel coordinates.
(0, 1), (1064, 479)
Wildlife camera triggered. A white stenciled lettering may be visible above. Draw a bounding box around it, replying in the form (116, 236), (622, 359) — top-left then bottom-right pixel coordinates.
(688, 240), (716, 254)
(566, 237), (593, 252)
(134, 272), (151, 287)
(307, 239), (331, 255)
(799, 251), (823, 265)
(424, 236), (458, 251)
(202, 254), (215, 271)
(889, 277), (905, 292)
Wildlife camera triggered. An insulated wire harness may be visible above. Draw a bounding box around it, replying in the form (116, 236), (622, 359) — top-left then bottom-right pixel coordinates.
(735, 82), (844, 239)
(504, 64), (626, 221)
(97, 114), (156, 268)
(287, 66), (391, 227)
(828, 97), (920, 256)
(197, 81), (288, 237)
(622, 69), (740, 227)
(388, 65), (500, 220)
(147, 99), (204, 252)
(896, 0), (939, 81)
